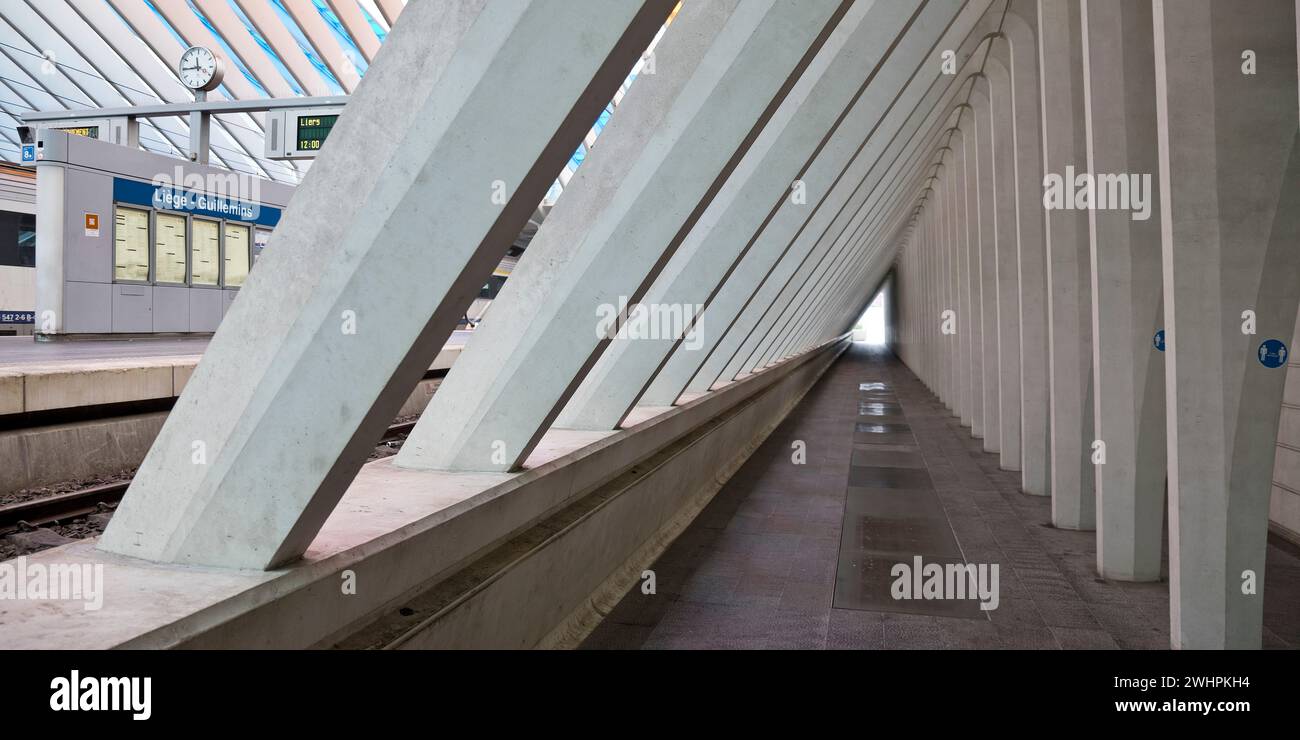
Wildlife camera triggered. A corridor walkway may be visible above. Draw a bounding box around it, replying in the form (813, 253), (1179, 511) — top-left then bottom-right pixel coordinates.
(582, 344), (1300, 649)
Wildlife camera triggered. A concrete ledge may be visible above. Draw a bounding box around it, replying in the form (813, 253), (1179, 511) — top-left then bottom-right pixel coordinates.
(22, 359), (186, 412)
(0, 347), (464, 493)
(0, 347), (462, 415)
(0, 370), (21, 415)
(0, 337), (847, 649)
(0, 377), (446, 495)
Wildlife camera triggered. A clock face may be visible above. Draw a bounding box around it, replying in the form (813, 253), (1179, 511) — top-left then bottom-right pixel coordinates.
(179, 46), (222, 91)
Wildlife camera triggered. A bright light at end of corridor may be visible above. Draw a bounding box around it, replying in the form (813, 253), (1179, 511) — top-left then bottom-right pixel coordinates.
(854, 290), (887, 346)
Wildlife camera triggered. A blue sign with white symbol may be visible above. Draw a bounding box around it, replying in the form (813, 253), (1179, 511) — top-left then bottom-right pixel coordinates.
(1258, 339), (1288, 368)
(1153, 330), (1165, 352)
(20, 144), (36, 163)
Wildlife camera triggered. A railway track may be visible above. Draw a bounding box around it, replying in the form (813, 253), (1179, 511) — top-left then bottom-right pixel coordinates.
(0, 420), (420, 535)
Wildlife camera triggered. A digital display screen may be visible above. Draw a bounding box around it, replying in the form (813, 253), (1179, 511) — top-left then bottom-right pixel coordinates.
(296, 114), (338, 152)
(55, 125), (99, 139)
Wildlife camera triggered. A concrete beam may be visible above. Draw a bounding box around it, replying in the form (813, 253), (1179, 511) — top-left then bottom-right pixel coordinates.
(395, 0), (851, 473)
(554, 0), (951, 431)
(98, 0), (675, 569)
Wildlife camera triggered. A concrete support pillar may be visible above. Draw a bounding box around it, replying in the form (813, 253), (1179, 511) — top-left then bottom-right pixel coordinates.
(988, 56), (1023, 471)
(1154, 0), (1300, 648)
(1080, 0), (1165, 582)
(961, 106), (986, 439)
(1038, 0), (1095, 530)
(97, 0), (675, 569)
(396, 0), (850, 472)
(1003, 3), (1052, 496)
(972, 82), (1001, 452)
(941, 147), (960, 413)
(953, 128), (975, 428)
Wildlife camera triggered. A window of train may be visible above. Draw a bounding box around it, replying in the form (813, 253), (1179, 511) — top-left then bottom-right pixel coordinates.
(154, 212), (188, 284)
(0, 211), (35, 267)
(113, 205), (150, 282)
(190, 218), (220, 286)
(223, 222), (250, 287)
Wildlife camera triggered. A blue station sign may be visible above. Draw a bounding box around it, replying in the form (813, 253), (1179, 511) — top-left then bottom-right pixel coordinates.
(112, 177), (282, 228)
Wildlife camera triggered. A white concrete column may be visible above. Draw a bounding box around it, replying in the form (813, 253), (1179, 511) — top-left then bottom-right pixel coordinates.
(1080, 0), (1165, 582)
(97, 0), (675, 569)
(952, 128), (974, 428)
(396, 0), (851, 472)
(1038, 0), (1095, 530)
(972, 81), (1001, 452)
(988, 55), (1023, 471)
(938, 156), (956, 406)
(1003, 2), (1052, 496)
(944, 146), (962, 417)
(961, 104), (986, 439)
(1154, 0), (1300, 648)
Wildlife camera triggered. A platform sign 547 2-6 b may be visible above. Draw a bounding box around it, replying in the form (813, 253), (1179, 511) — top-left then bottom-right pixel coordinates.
(264, 106), (345, 160)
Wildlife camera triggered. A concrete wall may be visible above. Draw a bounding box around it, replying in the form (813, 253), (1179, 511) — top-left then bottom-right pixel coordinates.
(0, 371), (451, 494)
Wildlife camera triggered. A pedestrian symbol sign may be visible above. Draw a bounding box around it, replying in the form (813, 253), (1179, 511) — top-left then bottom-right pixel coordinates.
(1153, 330), (1165, 352)
(1259, 339), (1288, 368)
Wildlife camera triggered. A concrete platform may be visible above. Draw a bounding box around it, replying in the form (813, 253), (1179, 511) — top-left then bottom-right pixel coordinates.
(0, 338), (845, 649)
(0, 332), (471, 415)
(581, 345), (1300, 649)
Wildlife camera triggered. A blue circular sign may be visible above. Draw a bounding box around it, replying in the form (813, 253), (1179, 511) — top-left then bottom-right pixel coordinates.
(1258, 339), (1288, 368)
(1153, 330), (1166, 352)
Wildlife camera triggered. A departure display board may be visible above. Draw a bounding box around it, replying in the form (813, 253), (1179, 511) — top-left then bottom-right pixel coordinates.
(113, 206), (150, 282)
(223, 223), (250, 287)
(191, 218), (220, 286)
(154, 212), (188, 284)
(55, 125), (100, 139)
(296, 114), (338, 152)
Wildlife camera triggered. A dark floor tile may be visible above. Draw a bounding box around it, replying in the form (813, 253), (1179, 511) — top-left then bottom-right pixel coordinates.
(1050, 626), (1120, 650)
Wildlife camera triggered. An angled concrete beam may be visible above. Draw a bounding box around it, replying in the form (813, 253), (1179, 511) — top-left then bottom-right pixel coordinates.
(727, 70), (995, 378)
(395, 0), (852, 473)
(745, 100), (959, 374)
(554, 0), (948, 431)
(98, 0), (675, 570)
(658, 3), (999, 398)
(1081, 0), (1165, 582)
(1155, 0), (1300, 648)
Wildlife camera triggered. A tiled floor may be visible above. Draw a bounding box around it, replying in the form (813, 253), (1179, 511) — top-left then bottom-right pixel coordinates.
(580, 344), (1300, 649)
